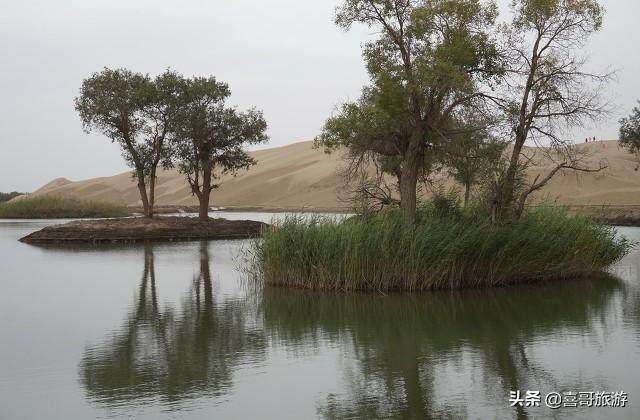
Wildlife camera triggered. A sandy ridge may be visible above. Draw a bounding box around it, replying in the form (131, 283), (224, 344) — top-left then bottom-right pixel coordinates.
(26, 140), (640, 209)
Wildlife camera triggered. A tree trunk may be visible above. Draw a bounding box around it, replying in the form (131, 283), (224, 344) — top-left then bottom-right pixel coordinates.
(148, 167), (157, 219)
(515, 195), (526, 220)
(400, 141), (421, 224)
(198, 165), (212, 221)
(200, 243), (213, 308)
(464, 182), (471, 207)
(198, 193), (210, 221)
(502, 143), (523, 206)
(136, 170), (151, 218)
(494, 36), (540, 223)
(495, 133), (526, 222)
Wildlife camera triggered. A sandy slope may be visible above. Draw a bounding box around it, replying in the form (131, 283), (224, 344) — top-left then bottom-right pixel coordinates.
(27, 140), (640, 210)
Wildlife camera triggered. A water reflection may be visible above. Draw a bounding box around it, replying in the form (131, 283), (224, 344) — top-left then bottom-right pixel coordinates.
(262, 278), (624, 420)
(4, 220), (640, 419)
(79, 242), (266, 408)
(77, 240), (633, 419)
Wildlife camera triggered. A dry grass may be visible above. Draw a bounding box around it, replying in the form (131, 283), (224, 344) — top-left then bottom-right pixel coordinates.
(0, 196), (129, 219)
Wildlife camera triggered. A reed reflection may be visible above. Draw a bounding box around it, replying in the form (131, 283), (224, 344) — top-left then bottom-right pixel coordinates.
(262, 277), (624, 420)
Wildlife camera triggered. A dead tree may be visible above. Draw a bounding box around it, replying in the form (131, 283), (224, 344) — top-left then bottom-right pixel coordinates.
(514, 144), (608, 218)
(492, 0), (613, 221)
(335, 148), (402, 214)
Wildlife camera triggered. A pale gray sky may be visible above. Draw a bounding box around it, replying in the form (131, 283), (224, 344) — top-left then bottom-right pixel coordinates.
(1, 0), (638, 192)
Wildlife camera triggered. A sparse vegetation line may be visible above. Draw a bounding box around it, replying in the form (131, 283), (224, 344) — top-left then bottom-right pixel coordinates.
(0, 196), (129, 219)
(0, 191), (23, 204)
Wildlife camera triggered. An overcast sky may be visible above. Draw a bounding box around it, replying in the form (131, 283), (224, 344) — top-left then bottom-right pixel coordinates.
(1, 0), (639, 192)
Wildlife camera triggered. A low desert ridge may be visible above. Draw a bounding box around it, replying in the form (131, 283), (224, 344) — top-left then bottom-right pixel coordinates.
(24, 140), (640, 211)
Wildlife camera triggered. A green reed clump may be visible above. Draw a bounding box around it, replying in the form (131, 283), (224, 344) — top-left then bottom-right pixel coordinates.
(0, 196), (130, 219)
(250, 206), (631, 291)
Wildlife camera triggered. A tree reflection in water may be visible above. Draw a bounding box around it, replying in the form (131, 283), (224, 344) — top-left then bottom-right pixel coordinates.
(262, 277), (623, 420)
(79, 241), (626, 419)
(612, 251), (640, 345)
(79, 242), (266, 407)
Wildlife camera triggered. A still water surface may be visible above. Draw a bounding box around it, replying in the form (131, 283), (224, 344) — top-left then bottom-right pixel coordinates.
(1, 214), (639, 419)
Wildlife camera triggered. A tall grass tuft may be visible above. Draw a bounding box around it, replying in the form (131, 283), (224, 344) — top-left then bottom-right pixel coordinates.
(249, 206), (632, 291)
(0, 196), (130, 219)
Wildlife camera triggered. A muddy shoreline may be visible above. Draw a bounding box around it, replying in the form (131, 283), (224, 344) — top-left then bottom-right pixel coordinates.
(19, 217), (268, 244)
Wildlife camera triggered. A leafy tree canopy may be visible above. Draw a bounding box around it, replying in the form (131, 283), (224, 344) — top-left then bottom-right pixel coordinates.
(173, 77), (268, 219)
(620, 102), (640, 155)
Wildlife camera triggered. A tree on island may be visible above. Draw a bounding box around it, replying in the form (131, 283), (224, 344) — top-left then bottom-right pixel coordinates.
(320, 0), (613, 223)
(138, 71), (184, 217)
(490, 0), (611, 222)
(75, 68), (183, 218)
(619, 102), (640, 169)
(172, 77), (268, 221)
(317, 0), (502, 224)
(316, 87), (408, 213)
(442, 121), (505, 207)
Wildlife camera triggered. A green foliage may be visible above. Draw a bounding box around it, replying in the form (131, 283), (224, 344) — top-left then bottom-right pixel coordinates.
(325, 0), (502, 151)
(173, 77), (269, 190)
(513, 0), (603, 31)
(423, 187), (462, 219)
(442, 118), (506, 204)
(76, 69), (268, 219)
(0, 196), (129, 219)
(0, 191), (23, 204)
(315, 87), (408, 156)
(250, 204), (630, 291)
(75, 68), (150, 169)
(619, 102), (640, 156)
(75, 68), (185, 172)
(138, 70), (187, 173)
(75, 68), (187, 217)
(319, 0), (503, 222)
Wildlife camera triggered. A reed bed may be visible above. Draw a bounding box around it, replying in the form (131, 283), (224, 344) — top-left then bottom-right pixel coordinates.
(0, 196), (130, 219)
(250, 206), (631, 291)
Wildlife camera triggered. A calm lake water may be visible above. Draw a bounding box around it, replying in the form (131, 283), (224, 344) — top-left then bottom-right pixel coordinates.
(1, 214), (639, 420)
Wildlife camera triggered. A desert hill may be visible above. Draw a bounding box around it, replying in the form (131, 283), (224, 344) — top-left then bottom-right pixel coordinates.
(26, 140), (640, 211)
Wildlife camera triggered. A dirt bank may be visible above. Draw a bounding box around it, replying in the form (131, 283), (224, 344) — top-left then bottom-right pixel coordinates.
(19, 217), (268, 244)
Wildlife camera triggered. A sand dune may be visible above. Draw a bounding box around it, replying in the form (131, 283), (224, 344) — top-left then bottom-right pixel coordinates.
(28, 140), (640, 210)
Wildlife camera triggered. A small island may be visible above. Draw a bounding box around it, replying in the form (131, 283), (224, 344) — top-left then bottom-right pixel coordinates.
(19, 217), (267, 244)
